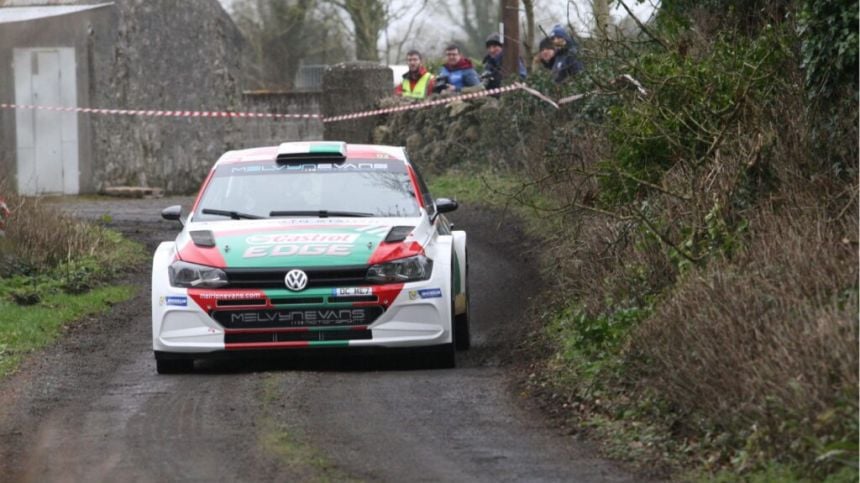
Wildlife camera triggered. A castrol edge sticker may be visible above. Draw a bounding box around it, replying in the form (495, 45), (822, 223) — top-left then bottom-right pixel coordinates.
(243, 232), (361, 258)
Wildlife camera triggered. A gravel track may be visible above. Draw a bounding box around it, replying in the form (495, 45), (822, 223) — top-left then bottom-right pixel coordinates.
(0, 197), (638, 482)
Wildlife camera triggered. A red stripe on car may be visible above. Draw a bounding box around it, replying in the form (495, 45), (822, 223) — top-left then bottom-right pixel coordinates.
(224, 325), (368, 334)
(372, 284), (405, 307)
(226, 341), (311, 350)
(368, 241), (424, 265)
(178, 241), (227, 268)
(187, 288), (268, 311)
(190, 167), (217, 213)
(406, 165), (425, 207)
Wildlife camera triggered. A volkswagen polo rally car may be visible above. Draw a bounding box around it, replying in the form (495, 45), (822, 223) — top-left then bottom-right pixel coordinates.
(152, 141), (469, 373)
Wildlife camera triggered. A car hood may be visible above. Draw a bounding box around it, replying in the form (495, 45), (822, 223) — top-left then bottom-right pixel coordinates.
(175, 217), (423, 269)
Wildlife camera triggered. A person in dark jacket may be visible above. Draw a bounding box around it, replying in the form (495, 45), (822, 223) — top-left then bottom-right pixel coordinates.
(395, 50), (435, 99)
(436, 44), (480, 93)
(481, 33), (527, 90)
(535, 25), (584, 84)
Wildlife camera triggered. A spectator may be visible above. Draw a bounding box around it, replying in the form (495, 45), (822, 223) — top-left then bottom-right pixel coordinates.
(395, 50), (435, 100)
(436, 44), (480, 93)
(545, 25), (584, 84)
(534, 36), (556, 72)
(481, 33), (527, 90)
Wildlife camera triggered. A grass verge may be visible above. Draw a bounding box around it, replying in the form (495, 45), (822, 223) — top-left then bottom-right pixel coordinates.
(430, 169), (858, 481)
(0, 189), (147, 379)
(0, 284), (136, 377)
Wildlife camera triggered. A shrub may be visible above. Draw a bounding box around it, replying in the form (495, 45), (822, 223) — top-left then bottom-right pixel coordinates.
(0, 185), (105, 274)
(0, 179), (145, 301)
(798, 0), (859, 98)
(599, 31), (792, 205)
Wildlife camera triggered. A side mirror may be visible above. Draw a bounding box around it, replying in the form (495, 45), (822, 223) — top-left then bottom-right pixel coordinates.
(161, 205), (184, 226)
(431, 198), (458, 222)
(436, 198), (458, 214)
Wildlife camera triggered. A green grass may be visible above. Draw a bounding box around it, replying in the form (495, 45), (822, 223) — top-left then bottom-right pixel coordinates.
(0, 216), (146, 379)
(258, 374), (360, 482)
(0, 284), (136, 377)
(429, 169), (568, 234)
(705, 464), (859, 483)
(429, 170), (519, 205)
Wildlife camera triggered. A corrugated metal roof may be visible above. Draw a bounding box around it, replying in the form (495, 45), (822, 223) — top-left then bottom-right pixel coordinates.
(0, 2), (113, 24)
(2, 0), (82, 5)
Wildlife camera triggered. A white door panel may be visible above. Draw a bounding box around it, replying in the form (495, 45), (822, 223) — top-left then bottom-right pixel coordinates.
(13, 48), (78, 195)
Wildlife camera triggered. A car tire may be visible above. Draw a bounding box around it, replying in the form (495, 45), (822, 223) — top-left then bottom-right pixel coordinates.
(156, 358), (194, 374)
(454, 250), (471, 351)
(454, 313), (470, 351)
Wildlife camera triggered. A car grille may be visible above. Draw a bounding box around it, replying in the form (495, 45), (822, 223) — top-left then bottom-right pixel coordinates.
(212, 306), (385, 329)
(225, 328), (372, 344)
(223, 266), (368, 289)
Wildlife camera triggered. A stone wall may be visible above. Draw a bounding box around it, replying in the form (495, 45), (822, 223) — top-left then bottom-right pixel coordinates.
(322, 62), (392, 143)
(240, 92), (323, 147)
(371, 90), (566, 177)
(86, 0), (325, 194)
(87, 0), (252, 194)
(1, 1), (374, 195)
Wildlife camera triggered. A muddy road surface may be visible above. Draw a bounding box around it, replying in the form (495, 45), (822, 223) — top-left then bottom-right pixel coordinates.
(0, 197), (637, 482)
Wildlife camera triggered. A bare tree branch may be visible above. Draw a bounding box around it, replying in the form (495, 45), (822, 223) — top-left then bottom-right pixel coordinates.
(616, 0), (668, 50)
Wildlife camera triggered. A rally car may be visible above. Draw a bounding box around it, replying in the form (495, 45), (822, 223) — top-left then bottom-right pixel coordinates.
(152, 141), (470, 373)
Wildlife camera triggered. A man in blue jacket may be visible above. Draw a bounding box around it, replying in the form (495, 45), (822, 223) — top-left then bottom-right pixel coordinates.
(436, 44), (480, 93)
(481, 33), (527, 90)
(544, 25), (584, 84)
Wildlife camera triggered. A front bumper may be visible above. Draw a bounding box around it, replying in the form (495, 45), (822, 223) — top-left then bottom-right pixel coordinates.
(152, 280), (452, 354)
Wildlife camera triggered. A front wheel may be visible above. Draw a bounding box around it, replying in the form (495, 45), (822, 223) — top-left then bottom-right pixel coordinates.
(454, 312), (470, 351)
(454, 250), (471, 351)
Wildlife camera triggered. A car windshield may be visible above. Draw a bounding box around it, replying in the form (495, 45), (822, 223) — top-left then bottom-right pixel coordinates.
(194, 159), (421, 220)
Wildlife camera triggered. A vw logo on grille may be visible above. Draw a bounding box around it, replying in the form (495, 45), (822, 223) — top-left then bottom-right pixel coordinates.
(284, 269), (308, 291)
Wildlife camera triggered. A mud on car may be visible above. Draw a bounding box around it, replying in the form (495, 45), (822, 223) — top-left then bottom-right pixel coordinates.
(152, 141), (470, 373)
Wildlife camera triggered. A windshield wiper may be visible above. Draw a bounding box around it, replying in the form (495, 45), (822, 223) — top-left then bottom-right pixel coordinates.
(202, 208), (264, 220)
(269, 210), (374, 218)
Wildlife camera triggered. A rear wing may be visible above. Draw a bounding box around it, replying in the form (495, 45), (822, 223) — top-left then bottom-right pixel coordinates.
(276, 141), (347, 164)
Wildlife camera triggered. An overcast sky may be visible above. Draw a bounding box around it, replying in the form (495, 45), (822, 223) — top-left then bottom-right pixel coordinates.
(217, 0), (658, 62)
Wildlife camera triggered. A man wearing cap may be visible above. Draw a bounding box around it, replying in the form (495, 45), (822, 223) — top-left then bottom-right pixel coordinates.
(395, 50), (435, 99)
(535, 25), (584, 84)
(481, 33), (527, 90)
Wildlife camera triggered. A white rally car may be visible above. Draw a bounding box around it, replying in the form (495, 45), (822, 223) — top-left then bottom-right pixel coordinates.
(152, 141), (469, 373)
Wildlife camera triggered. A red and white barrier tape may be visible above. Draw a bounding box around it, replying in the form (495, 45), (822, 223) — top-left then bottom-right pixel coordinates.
(0, 85), (531, 124)
(0, 103), (321, 120)
(0, 79), (617, 124)
(321, 82), (551, 122)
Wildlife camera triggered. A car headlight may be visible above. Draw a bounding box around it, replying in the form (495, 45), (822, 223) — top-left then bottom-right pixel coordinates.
(168, 261), (228, 288)
(366, 255), (433, 283)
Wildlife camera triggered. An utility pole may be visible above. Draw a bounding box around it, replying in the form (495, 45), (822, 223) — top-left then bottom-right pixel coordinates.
(501, 0), (519, 78)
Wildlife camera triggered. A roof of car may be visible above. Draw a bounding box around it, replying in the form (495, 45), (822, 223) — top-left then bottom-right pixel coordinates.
(215, 142), (408, 167)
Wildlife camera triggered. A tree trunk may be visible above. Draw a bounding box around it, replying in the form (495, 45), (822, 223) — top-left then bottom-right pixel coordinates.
(592, 0), (610, 40)
(340, 0), (384, 61)
(521, 0), (534, 65)
(501, 0), (519, 78)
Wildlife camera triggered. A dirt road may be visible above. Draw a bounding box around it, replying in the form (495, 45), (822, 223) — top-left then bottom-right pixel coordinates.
(0, 197), (638, 482)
